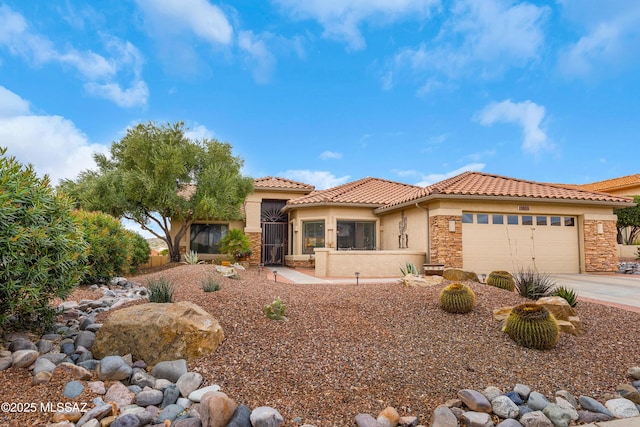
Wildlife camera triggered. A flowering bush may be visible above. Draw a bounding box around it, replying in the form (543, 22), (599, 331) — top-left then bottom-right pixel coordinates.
(234, 248), (252, 259)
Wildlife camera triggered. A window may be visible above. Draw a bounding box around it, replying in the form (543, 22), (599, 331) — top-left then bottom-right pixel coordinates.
(303, 221), (325, 254)
(190, 224), (228, 254)
(477, 214), (489, 224)
(462, 213), (473, 223)
(522, 216), (533, 225)
(536, 216), (547, 226)
(492, 214), (504, 225)
(550, 216), (561, 226)
(564, 217), (575, 227)
(507, 215), (519, 225)
(337, 221), (375, 250)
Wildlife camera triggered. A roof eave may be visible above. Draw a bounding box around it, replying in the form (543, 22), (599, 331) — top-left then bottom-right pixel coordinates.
(283, 201), (384, 212)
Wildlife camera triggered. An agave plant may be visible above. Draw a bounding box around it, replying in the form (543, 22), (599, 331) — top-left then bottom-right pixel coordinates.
(553, 286), (578, 307)
(400, 262), (418, 276)
(183, 250), (204, 265)
(514, 268), (556, 300)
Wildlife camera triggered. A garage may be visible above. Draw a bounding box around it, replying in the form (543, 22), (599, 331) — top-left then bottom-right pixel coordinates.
(462, 212), (580, 274)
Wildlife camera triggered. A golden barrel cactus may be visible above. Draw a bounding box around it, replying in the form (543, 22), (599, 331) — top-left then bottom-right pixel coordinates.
(439, 283), (476, 314)
(486, 270), (516, 291)
(503, 303), (559, 350)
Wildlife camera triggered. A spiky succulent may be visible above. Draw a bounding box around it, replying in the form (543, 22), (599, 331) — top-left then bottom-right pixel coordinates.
(487, 270), (516, 291)
(503, 303), (559, 350)
(439, 283), (476, 314)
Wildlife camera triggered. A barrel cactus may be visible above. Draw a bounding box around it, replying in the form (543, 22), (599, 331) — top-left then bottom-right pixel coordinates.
(503, 303), (559, 350)
(439, 283), (476, 314)
(486, 270), (516, 291)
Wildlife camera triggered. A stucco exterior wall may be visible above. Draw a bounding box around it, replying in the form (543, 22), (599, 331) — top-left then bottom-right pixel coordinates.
(379, 207), (428, 252)
(314, 248), (425, 277)
(583, 216), (618, 273)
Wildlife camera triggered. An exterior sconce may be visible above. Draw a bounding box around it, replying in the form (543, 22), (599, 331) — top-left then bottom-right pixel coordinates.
(355, 272), (360, 285)
(597, 223), (604, 234)
(448, 220), (456, 232)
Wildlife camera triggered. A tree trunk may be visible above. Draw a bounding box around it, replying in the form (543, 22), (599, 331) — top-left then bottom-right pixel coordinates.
(170, 222), (189, 262)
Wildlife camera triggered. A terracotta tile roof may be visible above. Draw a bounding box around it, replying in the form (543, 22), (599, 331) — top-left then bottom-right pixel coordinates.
(285, 177), (419, 208)
(254, 176), (315, 192)
(576, 174), (640, 193)
(378, 171), (634, 211)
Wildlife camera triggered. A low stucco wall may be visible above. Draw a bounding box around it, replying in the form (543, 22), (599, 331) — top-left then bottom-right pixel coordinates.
(618, 244), (639, 260)
(314, 248), (426, 277)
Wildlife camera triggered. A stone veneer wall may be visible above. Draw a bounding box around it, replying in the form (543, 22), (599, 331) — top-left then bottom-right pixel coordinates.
(246, 231), (262, 266)
(584, 219), (618, 273)
(430, 215), (462, 268)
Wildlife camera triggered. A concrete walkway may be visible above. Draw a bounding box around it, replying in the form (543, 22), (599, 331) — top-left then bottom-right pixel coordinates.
(583, 418), (640, 427)
(269, 266), (399, 285)
(550, 274), (640, 312)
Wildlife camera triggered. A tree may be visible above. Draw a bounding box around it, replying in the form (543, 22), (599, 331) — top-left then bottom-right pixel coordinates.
(614, 196), (640, 244)
(59, 122), (254, 261)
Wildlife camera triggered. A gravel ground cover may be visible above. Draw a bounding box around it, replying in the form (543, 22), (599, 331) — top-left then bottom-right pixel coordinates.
(1, 264), (640, 426)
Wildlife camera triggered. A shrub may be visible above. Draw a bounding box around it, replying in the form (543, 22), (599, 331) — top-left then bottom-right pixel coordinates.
(201, 276), (221, 292)
(218, 229), (252, 261)
(264, 297), (287, 320)
(125, 230), (150, 273)
(486, 270), (516, 291)
(439, 283), (476, 314)
(71, 210), (131, 285)
(514, 268), (556, 300)
(0, 148), (87, 331)
(147, 276), (175, 303)
(503, 303), (559, 350)
(553, 286), (578, 307)
(400, 262), (418, 276)
(183, 250), (203, 265)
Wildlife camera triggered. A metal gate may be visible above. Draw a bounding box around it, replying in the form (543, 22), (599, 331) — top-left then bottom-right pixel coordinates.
(261, 200), (288, 265)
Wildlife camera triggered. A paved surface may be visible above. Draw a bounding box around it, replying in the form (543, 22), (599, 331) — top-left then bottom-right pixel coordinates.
(550, 274), (640, 311)
(269, 266), (399, 285)
(583, 418), (640, 427)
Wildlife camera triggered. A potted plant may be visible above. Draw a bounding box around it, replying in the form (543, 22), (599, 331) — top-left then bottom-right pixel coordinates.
(218, 229), (252, 263)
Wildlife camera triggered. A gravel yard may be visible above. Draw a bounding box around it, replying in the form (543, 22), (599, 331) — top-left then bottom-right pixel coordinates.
(2, 264), (640, 426)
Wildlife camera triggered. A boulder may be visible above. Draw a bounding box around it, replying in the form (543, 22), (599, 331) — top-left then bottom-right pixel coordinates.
(493, 299), (583, 336)
(92, 302), (224, 365)
(400, 274), (443, 287)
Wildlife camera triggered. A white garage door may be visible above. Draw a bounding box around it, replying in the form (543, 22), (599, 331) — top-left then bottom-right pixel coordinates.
(462, 212), (579, 274)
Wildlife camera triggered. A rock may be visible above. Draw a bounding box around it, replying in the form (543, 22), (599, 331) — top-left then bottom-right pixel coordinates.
(173, 418), (203, 427)
(36, 339), (54, 354)
(355, 413), (380, 427)
(188, 385), (221, 402)
(483, 386), (502, 403)
(604, 398), (640, 418)
(527, 392), (550, 411)
(136, 388), (164, 407)
(627, 366), (640, 380)
(120, 406), (154, 425)
(52, 410), (83, 422)
(401, 274), (443, 287)
(616, 383), (640, 404)
(554, 391), (576, 409)
(227, 404), (251, 427)
(76, 403), (114, 426)
(77, 359), (99, 371)
(61, 341), (76, 355)
(576, 410), (613, 423)
(177, 372), (204, 397)
(88, 381), (106, 394)
(177, 397), (192, 409)
(64, 380), (85, 398)
(535, 297), (582, 335)
(430, 405), (457, 427)
(33, 371), (52, 384)
(578, 396), (613, 417)
(199, 391), (238, 427)
(98, 355), (133, 381)
(377, 406), (400, 427)
(162, 384), (180, 408)
(491, 395), (519, 419)
(496, 420), (523, 427)
(33, 357), (57, 375)
(130, 369), (156, 388)
(519, 411), (553, 427)
(81, 420), (100, 427)
(542, 403), (572, 427)
(41, 353), (68, 365)
(156, 403), (186, 423)
(92, 301), (225, 365)
(154, 379), (173, 391)
(110, 413), (141, 427)
(74, 330), (96, 349)
(460, 411), (494, 426)
(398, 416), (418, 427)
(105, 382), (135, 409)
(553, 398), (578, 421)
(0, 355), (12, 371)
(504, 391), (523, 405)
(250, 406), (284, 427)
(150, 359), (188, 383)
(11, 349), (39, 368)
(8, 338), (37, 352)
(458, 389), (492, 413)
(514, 384), (531, 400)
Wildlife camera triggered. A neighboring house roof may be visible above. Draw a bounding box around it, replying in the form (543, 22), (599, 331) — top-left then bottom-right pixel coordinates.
(254, 176), (315, 192)
(375, 172), (634, 213)
(575, 174), (640, 194)
(284, 177), (419, 209)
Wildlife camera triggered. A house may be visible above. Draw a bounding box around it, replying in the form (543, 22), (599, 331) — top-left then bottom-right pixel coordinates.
(576, 174), (640, 198)
(170, 172), (634, 277)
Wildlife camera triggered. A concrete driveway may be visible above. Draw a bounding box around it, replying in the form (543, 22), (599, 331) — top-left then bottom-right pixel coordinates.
(550, 274), (640, 311)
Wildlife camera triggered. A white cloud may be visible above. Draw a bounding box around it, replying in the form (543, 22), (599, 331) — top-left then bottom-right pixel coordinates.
(558, 1), (640, 77)
(0, 5), (148, 108)
(273, 0), (440, 50)
(184, 124), (215, 140)
(280, 169), (351, 190)
(415, 163), (485, 187)
(320, 150), (342, 160)
(135, 0), (233, 46)
(238, 30), (277, 84)
(0, 86), (108, 185)
(476, 99), (553, 154)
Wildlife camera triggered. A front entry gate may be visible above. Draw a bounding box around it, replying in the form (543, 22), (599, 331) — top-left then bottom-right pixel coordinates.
(261, 200), (288, 265)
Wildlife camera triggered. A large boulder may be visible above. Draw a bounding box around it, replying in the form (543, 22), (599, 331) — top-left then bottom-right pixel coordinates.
(92, 301), (224, 365)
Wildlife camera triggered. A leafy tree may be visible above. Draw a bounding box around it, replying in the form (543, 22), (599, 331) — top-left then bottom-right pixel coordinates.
(58, 122), (254, 261)
(0, 147), (87, 331)
(614, 196), (640, 244)
(125, 230), (151, 273)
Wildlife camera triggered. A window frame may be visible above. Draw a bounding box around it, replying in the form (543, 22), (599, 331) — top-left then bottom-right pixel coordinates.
(189, 223), (229, 254)
(302, 220), (325, 254)
(336, 220), (376, 250)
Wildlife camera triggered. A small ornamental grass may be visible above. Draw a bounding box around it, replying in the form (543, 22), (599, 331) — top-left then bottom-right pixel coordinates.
(147, 276), (175, 303)
(201, 276), (221, 292)
(514, 268), (556, 300)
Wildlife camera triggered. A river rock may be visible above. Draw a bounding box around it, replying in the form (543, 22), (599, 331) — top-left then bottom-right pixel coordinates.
(227, 404), (252, 427)
(483, 386), (502, 403)
(162, 384), (180, 407)
(519, 411), (553, 427)
(458, 389), (492, 413)
(553, 397), (578, 421)
(377, 406), (399, 427)
(430, 405), (457, 427)
(151, 359), (188, 383)
(156, 403), (187, 423)
(527, 392), (550, 411)
(64, 380), (85, 398)
(0, 355), (12, 371)
(136, 388), (164, 407)
(105, 382), (135, 409)
(496, 420), (523, 427)
(76, 403), (114, 426)
(92, 301), (224, 365)
(492, 395), (519, 419)
(461, 411), (494, 426)
(8, 338), (37, 352)
(11, 349), (39, 368)
(130, 369), (156, 388)
(355, 414), (379, 427)
(188, 385), (222, 402)
(578, 396), (613, 417)
(33, 357), (57, 375)
(604, 398), (640, 418)
(616, 383), (640, 404)
(98, 355), (132, 381)
(250, 406), (284, 427)
(514, 384), (531, 400)
(177, 372), (204, 398)
(542, 403), (572, 427)
(110, 413), (141, 427)
(199, 392), (238, 427)
(627, 367), (640, 380)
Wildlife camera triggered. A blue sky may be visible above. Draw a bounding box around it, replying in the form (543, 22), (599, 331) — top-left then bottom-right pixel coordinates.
(1, 0), (639, 194)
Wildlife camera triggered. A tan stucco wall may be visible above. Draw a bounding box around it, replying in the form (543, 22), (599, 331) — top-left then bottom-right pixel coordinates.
(314, 248), (425, 277)
(379, 207), (428, 252)
(601, 186), (640, 197)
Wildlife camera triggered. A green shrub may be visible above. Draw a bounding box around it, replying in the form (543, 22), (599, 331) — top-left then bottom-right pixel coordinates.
(400, 262), (418, 276)
(264, 297), (287, 320)
(147, 276), (175, 303)
(439, 283), (476, 314)
(514, 268), (556, 300)
(201, 276), (221, 292)
(486, 270), (516, 291)
(553, 286), (578, 307)
(0, 148), (87, 331)
(503, 303), (559, 350)
(183, 250), (203, 265)
(218, 229), (251, 261)
(71, 210), (131, 285)
(125, 230), (150, 273)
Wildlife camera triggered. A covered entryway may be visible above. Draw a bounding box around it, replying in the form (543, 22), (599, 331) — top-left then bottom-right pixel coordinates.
(462, 212), (580, 274)
(261, 200), (288, 265)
